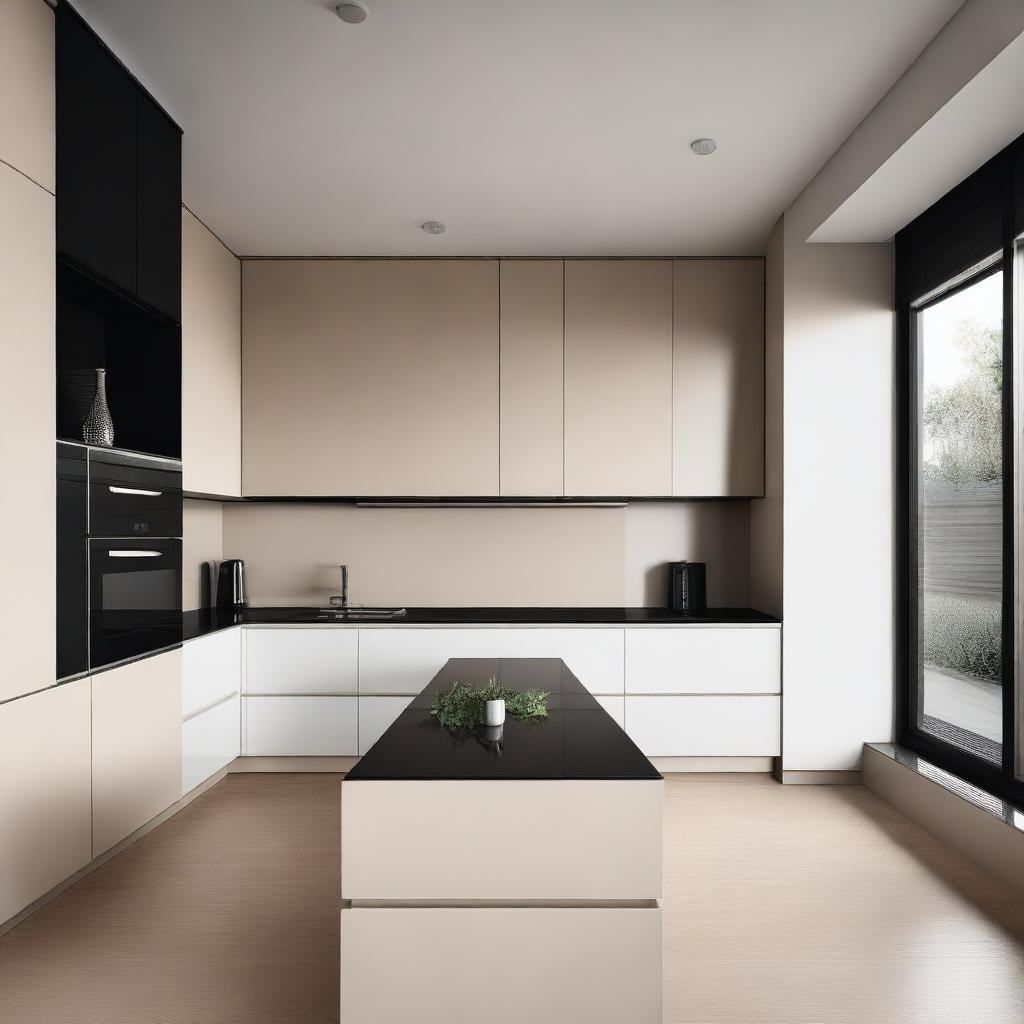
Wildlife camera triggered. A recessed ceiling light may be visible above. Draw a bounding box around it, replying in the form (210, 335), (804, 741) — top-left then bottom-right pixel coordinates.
(690, 138), (717, 156)
(421, 221), (446, 235)
(335, 3), (368, 24)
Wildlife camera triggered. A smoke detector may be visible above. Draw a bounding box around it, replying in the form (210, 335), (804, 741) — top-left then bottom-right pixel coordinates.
(335, 3), (368, 24)
(421, 221), (447, 235)
(690, 138), (717, 156)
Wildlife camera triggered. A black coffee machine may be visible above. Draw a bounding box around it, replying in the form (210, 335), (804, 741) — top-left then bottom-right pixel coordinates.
(216, 559), (248, 610)
(667, 561), (707, 612)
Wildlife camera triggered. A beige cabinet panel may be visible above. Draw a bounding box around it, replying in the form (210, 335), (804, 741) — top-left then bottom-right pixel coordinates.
(0, 163), (55, 701)
(673, 259), (764, 496)
(182, 209), (241, 496)
(341, 907), (662, 1024)
(242, 260), (498, 496)
(92, 650), (183, 857)
(564, 260), (672, 495)
(499, 260), (563, 495)
(0, 680), (91, 924)
(0, 0), (55, 192)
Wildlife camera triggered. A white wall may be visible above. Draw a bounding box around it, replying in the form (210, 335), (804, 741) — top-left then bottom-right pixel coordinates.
(182, 500), (223, 610)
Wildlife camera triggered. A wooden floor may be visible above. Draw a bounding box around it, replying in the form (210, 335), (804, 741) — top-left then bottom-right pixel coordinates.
(1, 773), (1023, 1023)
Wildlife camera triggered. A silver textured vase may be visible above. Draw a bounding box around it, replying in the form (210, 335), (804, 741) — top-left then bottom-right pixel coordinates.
(82, 368), (114, 447)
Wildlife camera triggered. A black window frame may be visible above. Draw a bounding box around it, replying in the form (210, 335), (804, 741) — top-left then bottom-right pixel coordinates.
(895, 134), (1023, 807)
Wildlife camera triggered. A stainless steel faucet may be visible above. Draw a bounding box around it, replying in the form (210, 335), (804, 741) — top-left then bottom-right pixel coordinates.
(330, 565), (350, 608)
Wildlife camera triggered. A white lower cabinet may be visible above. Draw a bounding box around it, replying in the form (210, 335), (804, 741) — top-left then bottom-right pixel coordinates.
(245, 627), (358, 695)
(183, 627), (241, 716)
(358, 695), (414, 754)
(245, 695), (358, 755)
(625, 626), (781, 694)
(358, 626), (624, 695)
(0, 679), (92, 925)
(92, 649), (183, 857)
(624, 695), (781, 757)
(182, 629), (242, 795)
(182, 695), (241, 796)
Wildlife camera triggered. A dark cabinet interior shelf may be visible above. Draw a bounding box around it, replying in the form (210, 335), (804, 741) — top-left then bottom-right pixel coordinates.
(57, 260), (181, 460)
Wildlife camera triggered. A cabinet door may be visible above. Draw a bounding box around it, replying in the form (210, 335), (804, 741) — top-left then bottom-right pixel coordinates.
(245, 628), (358, 695)
(182, 627), (241, 717)
(0, 0), (55, 191)
(564, 261), (672, 496)
(625, 627), (780, 694)
(0, 164), (55, 701)
(182, 694), (240, 796)
(673, 260), (764, 496)
(136, 92), (181, 322)
(56, 3), (137, 295)
(92, 649), (182, 856)
(499, 260), (563, 495)
(0, 680), (92, 924)
(242, 260), (498, 496)
(625, 695), (780, 756)
(358, 627), (624, 696)
(358, 695), (414, 754)
(245, 695), (358, 755)
(182, 208), (241, 496)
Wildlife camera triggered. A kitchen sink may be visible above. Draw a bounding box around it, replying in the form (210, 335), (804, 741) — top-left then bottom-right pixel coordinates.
(314, 606), (407, 621)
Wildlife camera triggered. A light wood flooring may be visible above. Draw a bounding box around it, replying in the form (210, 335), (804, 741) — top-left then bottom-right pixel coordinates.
(1, 773), (1023, 1023)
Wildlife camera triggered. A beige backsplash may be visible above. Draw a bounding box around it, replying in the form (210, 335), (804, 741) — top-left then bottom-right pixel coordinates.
(185, 501), (750, 609)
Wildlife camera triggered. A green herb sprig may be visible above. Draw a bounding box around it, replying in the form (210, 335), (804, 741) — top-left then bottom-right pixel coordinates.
(430, 676), (550, 732)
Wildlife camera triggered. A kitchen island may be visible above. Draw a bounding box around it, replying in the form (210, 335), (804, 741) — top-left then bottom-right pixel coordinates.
(340, 657), (664, 1023)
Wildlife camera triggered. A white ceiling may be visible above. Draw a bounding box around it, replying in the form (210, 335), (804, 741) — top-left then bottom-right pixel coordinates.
(75, 0), (964, 257)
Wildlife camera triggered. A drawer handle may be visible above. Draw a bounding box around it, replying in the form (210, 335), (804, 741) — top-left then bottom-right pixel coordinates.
(109, 486), (163, 497)
(107, 549), (163, 558)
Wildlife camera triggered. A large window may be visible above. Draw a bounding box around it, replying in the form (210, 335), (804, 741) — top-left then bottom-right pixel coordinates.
(914, 265), (1004, 766)
(897, 138), (1022, 805)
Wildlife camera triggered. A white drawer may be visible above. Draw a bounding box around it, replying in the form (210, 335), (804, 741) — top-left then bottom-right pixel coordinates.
(245, 627), (358, 695)
(182, 628), (241, 716)
(358, 627), (624, 695)
(625, 627), (780, 694)
(358, 695), (415, 754)
(244, 695), (357, 755)
(182, 695), (240, 796)
(624, 695), (780, 756)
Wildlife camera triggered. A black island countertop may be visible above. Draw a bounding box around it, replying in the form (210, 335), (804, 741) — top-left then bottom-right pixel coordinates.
(345, 657), (662, 782)
(182, 605), (778, 642)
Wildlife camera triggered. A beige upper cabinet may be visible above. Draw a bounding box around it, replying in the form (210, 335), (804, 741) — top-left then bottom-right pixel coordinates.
(0, 679), (91, 924)
(499, 260), (563, 496)
(182, 208), (242, 496)
(564, 260), (673, 496)
(92, 650), (183, 857)
(0, 162), (55, 702)
(673, 260), (764, 497)
(243, 260), (499, 496)
(0, 0), (55, 192)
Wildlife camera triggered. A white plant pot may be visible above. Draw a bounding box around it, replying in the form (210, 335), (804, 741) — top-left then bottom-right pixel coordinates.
(484, 698), (505, 727)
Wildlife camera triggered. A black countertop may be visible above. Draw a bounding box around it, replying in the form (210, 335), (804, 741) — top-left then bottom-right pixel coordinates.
(182, 605), (778, 642)
(345, 657), (662, 782)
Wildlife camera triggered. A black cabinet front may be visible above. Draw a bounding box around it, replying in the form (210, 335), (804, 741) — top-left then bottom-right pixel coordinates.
(56, 2), (182, 324)
(89, 450), (183, 539)
(57, 443), (88, 679)
(137, 94), (182, 322)
(56, 3), (137, 298)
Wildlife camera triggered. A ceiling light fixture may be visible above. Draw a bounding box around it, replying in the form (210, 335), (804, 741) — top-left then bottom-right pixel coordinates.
(421, 221), (447, 235)
(335, 3), (368, 24)
(690, 138), (717, 156)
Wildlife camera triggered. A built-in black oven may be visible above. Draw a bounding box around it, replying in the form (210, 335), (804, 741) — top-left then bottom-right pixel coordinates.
(84, 449), (183, 670)
(89, 537), (182, 668)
